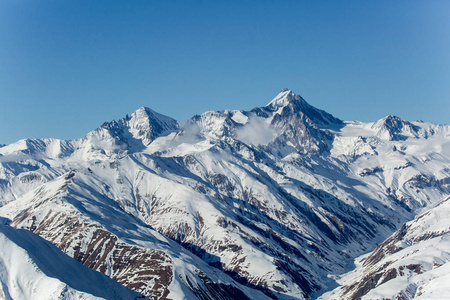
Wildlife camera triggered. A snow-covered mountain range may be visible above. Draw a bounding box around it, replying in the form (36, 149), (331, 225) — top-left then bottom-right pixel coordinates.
(0, 89), (449, 299)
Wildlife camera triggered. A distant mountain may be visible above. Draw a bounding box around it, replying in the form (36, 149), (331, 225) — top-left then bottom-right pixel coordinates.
(0, 89), (449, 299)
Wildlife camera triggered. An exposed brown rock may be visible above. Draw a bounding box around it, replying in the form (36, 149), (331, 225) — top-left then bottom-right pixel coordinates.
(12, 210), (173, 300)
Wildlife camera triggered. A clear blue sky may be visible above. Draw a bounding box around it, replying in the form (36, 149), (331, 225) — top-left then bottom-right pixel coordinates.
(1, 1), (449, 145)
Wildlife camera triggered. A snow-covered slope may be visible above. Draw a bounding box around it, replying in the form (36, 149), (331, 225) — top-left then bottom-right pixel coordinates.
(0, 172), (270, 300)
(321, 196), (450, 299)
(0, 89), (449, 299)
(0, 220), (145, 300)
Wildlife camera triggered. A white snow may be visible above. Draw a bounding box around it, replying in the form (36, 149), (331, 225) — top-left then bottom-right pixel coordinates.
(231, 111), (249, 124)
(266, 88), (295, 107)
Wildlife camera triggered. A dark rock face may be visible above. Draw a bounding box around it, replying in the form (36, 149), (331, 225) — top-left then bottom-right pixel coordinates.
(359, 167), (383, 177)
(270, 107), (333, 153)
(363, 224), (408, 268)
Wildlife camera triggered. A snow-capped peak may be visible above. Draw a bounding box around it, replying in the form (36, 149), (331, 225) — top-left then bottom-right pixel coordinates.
(372, 115), (410, 130)
(371, 115), (420, 140)
(131, 107), (176, 127)
(92, 106), (179, 149)
(126, 107), (179, 142)
(264, 89), (342, 129)
(266, 88), (304, 108)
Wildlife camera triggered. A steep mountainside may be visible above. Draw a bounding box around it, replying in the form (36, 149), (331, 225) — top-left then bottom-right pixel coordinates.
(0, 89), (449, 299)
(0, 219), (145, 300)
(321, 196), (450, 299)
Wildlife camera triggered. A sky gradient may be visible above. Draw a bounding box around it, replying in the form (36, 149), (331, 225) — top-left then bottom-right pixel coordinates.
(1, 1), (449, 145)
